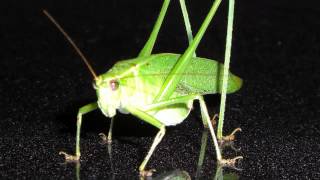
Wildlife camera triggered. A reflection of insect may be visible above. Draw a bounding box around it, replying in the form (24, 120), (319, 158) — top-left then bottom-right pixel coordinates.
(44, 0), (242, 176)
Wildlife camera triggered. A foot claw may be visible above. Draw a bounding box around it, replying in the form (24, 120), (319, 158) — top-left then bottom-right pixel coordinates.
(211, 114), (218, 127)
(219, 128), (242, 149)
(59, 151), (80, 162)
(219, 156), (243, 170)
(139, 169), (156, 177)
(99, 133), (112, 144)
(222, 128), (242, 141)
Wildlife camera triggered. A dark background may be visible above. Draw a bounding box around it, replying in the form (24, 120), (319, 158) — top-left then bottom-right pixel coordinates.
(1, 0), (319, 179)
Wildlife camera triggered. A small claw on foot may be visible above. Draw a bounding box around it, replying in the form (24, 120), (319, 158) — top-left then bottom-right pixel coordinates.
(139, 169), (156, 177)
(59, 151), (80, 162)
(218, 156), (243, 170)
(222, 128), (242, 141)
(99, 133), (112, 144)
(219, 128), (242, 148)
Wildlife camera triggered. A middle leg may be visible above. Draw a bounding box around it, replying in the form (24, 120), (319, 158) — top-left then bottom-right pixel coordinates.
(126, 106), (166, 177)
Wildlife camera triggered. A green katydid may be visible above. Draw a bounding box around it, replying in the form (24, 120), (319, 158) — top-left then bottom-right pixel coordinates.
(43, 0), (242, 176)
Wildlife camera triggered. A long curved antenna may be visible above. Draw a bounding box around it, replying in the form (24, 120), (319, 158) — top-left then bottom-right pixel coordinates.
(43, 9), (98, 80)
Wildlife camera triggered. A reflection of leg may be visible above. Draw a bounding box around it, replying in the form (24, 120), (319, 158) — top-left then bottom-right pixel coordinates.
(75, 162), (80, 180)
(195, 130), (208, 179)
(213, 165), (223, 180)
(108, 143), (116, 178)
(60, 102), (98, 162)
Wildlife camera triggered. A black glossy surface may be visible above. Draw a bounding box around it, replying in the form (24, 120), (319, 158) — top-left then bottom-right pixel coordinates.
(1, 0), (319, 179)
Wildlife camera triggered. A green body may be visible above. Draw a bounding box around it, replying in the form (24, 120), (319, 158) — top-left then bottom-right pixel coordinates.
(96, 53), (242, 126)
(48, 0), (242, 175)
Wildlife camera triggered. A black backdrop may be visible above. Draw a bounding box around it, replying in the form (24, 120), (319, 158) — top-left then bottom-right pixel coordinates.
(1, 0), (319, 179)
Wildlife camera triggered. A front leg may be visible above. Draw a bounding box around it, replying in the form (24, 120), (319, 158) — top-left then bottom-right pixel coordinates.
(60, 102), (98, 162)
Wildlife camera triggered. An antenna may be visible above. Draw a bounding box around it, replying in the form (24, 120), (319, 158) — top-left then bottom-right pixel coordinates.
(43, 9), (98, 80)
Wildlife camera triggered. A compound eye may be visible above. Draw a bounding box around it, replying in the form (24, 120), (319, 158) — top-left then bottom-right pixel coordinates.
(109, 79), (119, 91)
